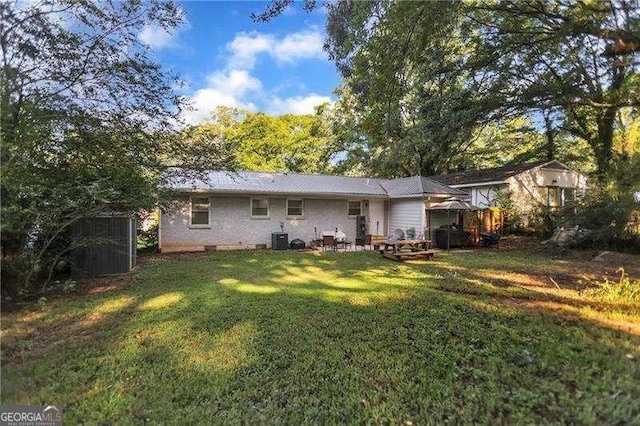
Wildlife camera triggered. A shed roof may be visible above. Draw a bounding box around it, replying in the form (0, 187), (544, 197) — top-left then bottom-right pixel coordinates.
(379, 176), (468, 197)
(164, 170), (388, 197)
(429, 161), (569, 186)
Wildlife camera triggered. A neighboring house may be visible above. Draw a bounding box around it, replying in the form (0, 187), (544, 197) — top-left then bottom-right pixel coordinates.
(159, 161), (587, 252)
(429, 160), (588, 231)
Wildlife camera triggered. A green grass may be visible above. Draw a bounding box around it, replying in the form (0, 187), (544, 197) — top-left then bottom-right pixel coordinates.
(2, 250), (639, 423)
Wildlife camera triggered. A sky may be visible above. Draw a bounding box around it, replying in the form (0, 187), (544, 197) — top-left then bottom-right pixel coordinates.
(138, 1), (339, 125)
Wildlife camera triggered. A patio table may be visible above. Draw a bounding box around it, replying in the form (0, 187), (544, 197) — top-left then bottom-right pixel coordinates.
(379, 239), (435, 261)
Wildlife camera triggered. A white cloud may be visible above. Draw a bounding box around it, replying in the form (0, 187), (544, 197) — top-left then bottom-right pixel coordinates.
(227, 33), (274, 69)
(182, 28), (330, 124)
(226, 29), (325, 69)
(139, 11), (189, 50)
(183, 69), (261, 124)
(272, 31), (325, 63)
(268, 94), (332, 115)
(206, 69), (262, 95)
(139, 24), (176, 49)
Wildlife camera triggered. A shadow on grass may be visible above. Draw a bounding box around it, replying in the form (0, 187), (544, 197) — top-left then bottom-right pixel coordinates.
(1, 250), (639, 423)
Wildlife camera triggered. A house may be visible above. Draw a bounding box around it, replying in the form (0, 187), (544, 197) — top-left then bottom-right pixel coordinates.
(428, 160), (588, 231)
(159, 171), (464, 252)
(159, 161), (587, 252)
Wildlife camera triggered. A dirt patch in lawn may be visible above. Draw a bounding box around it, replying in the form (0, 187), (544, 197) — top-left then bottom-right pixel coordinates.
(497, 235), (640, 279)
(498, 296), (640, 336)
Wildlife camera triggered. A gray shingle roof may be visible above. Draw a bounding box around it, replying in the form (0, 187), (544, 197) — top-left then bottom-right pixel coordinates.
(165, 170), (388, 197)
(166, 169), (474, 198)
(428, 161), (566, 186)
(379, 176), (468, 197)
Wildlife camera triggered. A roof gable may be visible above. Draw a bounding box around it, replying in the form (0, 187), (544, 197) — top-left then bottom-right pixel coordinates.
(428, 161), (563, 186)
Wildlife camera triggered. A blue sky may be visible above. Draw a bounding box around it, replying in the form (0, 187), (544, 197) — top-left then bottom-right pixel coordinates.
(138, 1), (339, 124)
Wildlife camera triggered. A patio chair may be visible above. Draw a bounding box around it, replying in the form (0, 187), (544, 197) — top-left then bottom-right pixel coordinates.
(322, 235), (335, 251)
(356, 234), (372, 251)
(334, 231), (352, 251)
(388, 228), (405, 242)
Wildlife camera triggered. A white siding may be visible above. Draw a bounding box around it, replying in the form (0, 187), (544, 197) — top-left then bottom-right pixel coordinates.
(506, 167), (587, 214)
(388, 198), (425, 237)
(471, 185), (505, 208)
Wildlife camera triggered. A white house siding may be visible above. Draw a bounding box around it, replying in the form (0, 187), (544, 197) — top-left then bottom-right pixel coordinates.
(506, 167), (587, 214)
(470, 185), (506, 208)
(388, 198), (425, 238)
(160, 195), (375, 251)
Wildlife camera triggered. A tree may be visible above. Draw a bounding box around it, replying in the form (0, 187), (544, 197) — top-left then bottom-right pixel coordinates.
(186, 106), (335, 174)
(325, 1), (511, 177)
(0, 1), (229, 295)
(321, 0), (639, 179)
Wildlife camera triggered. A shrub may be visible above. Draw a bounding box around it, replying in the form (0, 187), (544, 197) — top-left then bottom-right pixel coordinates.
(584, 270), (640, 304)
(561, 183), (640, 252)
(137, 210), (159, 252)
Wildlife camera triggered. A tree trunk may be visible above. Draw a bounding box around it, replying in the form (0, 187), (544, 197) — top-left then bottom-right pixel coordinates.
(543, 112), (555, 161)
(593, 106), (617, 182)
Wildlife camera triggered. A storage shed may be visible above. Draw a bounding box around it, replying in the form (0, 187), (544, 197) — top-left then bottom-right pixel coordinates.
(70, 214), (136, 277)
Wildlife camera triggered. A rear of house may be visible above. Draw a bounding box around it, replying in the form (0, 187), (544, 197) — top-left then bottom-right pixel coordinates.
(159, 162), (588, 252)
(159, 171), (388, 252)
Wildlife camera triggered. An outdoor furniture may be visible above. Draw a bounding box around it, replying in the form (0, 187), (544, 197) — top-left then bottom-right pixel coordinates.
(335, 239), (353, 251)
(434, 225), (473, 248)
(379, 239), (435, 262)
(322, 235), (335, 251)
(479, 231), (500, 248)
(392, 228), (405, 241)
(355, 234), (373, 251)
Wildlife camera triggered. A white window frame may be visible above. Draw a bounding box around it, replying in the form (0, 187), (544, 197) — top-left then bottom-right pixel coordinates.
(250, 198), (270, 219)
(347, 200), (362, 217)
(286, 198), (304, 218)
(190, 196), (211, 228)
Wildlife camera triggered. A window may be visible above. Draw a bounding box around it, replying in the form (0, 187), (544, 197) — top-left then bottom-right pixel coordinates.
(191, 197), (210, 226)
(540, 186), (575, 208)
(287, 199), (304, 217)
(563, 188), (575, 206)
(548, 187), (560, 207)
(348, 201), (362, 216)
(251, 198), (269, 218)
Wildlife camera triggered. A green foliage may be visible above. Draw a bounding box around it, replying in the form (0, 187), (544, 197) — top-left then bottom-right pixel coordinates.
(492, 189), (525, 233)
(586, 272), (640, 304)
(137, 211), (159, 253)
(187, 106), (335, 173)
(560, 153), (640, 250)
(0, 1), (231, 297)
(324, 0), (639, 179)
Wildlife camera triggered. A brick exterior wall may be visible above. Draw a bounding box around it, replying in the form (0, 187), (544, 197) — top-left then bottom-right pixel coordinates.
(160, 195), (375, 251)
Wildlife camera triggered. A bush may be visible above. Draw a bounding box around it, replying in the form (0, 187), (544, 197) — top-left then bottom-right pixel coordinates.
(584, 271), (640, 304)
(561, 183), (640, 252)
(137, 210), (159, 252)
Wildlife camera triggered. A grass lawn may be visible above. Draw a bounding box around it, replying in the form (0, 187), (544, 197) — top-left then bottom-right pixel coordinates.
(2, 247), (639, 423)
